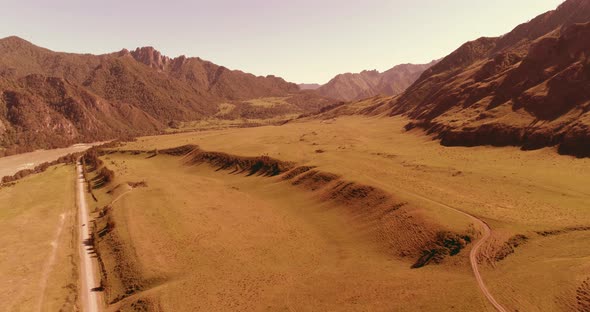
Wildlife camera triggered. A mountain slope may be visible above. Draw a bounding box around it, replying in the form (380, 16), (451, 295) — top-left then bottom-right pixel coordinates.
(0, 74), (163, 155)
(316, 61), (437, 101)
(321, 0), (590, 157)
(0, 38), (332, 155)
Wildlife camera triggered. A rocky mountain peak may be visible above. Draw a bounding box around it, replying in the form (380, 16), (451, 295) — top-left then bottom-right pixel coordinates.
(130, 46), (170, 70)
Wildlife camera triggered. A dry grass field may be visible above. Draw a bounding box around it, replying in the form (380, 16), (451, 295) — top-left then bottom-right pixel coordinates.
(87, 115), (590, 311)
(0, 164), (79, 311)
(88, 153), (483, 311)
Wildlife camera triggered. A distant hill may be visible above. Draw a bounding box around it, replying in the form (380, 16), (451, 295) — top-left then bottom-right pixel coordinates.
(0, 38), (333, 155)
(298, 83), (321, 90)
(315, 0), (590, 157)
(315, 61), (437, 101)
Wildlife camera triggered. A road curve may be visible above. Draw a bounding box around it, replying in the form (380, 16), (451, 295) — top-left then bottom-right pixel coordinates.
(467, 218), (508, 312)
(77, 161), (100, 312)
(413, 194), (507, 311)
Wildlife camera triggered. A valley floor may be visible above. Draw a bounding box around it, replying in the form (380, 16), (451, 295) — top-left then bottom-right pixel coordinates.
(1, 115), (589, 311)
(112, 115), (590, 311)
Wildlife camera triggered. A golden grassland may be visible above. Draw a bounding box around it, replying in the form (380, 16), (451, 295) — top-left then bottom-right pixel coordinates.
(91, 153), (485, 311)
(0, 164), (78, 311)
(127, 116), (590, 229)
(111, 115), (590, 311)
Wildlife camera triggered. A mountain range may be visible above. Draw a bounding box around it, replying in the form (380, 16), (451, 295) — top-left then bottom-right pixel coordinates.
(0, 38), (333, 155)
(1, 0), (589, 157)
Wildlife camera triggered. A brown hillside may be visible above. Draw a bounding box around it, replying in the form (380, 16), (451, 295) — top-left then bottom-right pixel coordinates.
(0, 74), (162, 154)
(325, 0), (590, 157)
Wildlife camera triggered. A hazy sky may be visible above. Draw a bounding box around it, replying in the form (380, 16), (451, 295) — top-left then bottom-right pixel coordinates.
(2, 0), (564, 83)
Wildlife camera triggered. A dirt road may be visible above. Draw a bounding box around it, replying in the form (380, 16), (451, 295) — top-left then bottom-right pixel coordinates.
(77, 161), (100, 312)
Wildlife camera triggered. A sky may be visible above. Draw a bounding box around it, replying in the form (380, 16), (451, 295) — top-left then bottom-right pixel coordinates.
(2, 0), (564, 84)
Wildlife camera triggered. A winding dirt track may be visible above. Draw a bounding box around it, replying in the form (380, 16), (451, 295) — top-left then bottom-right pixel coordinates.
(468, 218), (508, 312)
(76, 161), (100, 312)
(406, 192), (507, 311)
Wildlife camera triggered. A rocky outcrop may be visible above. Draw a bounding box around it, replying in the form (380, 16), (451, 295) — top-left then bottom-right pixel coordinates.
(130, 47), (170, 71)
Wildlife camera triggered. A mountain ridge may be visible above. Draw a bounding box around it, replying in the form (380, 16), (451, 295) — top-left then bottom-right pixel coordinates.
(0, 36), (332, 156)
(315, 60), (437, 101)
